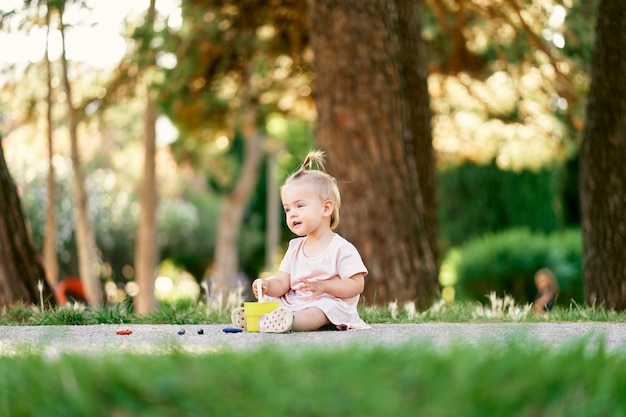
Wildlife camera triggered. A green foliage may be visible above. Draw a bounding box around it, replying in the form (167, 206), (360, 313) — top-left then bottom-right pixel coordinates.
(2, 339), (626, 416)
(158, 0), (311, 162)
(10, 148), (224, 284)
(6, 0), (600, 303)
(446, 228), (583, 306)
(421, 0), (599, 176)
(10, 123), (313, 288)
(11, 153), (139, 280)
(158, 189), (219, 282)
(438, 160), (563, 251)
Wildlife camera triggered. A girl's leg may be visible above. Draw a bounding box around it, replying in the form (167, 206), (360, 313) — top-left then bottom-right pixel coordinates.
(293, 307), (331, 331)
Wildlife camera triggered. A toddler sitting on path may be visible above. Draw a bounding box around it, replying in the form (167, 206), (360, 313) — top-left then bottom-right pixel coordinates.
(231, 150), (369, 332)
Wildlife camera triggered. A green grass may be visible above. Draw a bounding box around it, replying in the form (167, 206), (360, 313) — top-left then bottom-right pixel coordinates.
(0, 299), (232, 326)
(2, 296), (626, 326)
(1, 339), (625, 416)
(2, 297), (625, 416)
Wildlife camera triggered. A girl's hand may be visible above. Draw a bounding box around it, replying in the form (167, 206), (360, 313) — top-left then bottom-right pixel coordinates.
(252, 278), (270, 300)
(293, 278), (327, 297)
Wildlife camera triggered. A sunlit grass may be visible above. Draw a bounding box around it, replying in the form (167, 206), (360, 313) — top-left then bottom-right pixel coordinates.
(136, 298), (211, 325)
(2, 295), (625, 415)
(2, 293), (625, 326)
(37, 303), (91, 325)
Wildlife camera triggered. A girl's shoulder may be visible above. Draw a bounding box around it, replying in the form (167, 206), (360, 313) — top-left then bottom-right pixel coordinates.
(286, 236), (307, 251)
(288, 236), (307, 245)
(330, 233), (357, 249)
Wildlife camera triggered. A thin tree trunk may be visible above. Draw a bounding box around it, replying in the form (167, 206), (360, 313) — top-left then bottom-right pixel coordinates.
(580, 0), (626, 310)
(59, 17), (102, 308)
(265, 147), (281, 271)
(308, 0), (439, 308)
(211, 96), (263, 307)
(133, 0), (159, 315)
(134, 85), (158, 314)
(43, 4), (59, 288)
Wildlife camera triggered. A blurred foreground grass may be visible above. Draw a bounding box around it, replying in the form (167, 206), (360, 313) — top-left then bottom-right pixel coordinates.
(1, 338), (625, 416)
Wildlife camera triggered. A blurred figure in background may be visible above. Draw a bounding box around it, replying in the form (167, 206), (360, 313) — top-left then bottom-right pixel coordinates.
(533, 268), (558, 316)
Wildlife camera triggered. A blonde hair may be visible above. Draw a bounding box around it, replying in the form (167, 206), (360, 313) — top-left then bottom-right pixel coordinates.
(281, 150), (341, 230)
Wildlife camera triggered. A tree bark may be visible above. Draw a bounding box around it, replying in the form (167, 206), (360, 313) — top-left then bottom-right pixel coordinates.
(43, 4), (59, 288)
(59, 17), (103, 308)
(265, 147), (282, 271)
(0, 142), (52, 308)
(134, 85), (159, 314)
(580, 0), (626, 310)
(308, 0), (440, 308)
(133, 0), (159, 315)
(211, 95), (263, 308)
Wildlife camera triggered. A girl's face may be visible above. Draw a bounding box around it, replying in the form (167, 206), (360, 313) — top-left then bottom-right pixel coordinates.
(282, 183), (333, 237)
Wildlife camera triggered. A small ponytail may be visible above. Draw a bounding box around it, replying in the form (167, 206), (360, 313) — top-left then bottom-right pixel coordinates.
(299, 150), (326, 173)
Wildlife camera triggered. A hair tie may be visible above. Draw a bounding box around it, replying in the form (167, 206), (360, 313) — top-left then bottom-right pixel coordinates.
(299, 165), (306, 173)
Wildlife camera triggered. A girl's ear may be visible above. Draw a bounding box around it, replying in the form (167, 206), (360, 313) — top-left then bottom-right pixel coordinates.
(322, 200), (334, 217)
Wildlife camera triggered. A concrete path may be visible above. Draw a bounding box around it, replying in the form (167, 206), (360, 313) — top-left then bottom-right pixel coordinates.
(1, 322), (625, 355)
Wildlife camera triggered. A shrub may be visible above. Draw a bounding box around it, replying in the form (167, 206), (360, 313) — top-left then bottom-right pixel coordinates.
(444, 228), (583, 305)
(437, 160), (562, 252)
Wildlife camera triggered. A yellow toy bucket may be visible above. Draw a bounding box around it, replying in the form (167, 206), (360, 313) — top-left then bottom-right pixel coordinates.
(244, 302), (280, 332)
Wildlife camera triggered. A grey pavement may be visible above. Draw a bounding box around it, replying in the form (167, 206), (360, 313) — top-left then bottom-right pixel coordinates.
(1, 322), (625, 355)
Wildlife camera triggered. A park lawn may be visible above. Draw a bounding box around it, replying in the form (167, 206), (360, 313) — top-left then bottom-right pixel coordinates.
(1, 338), (625, 417)
(3, 297), (626, 326)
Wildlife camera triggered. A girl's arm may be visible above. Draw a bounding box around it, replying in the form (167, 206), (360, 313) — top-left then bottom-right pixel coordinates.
(295, 273), (365, 299)
(252, 271), (291, 299)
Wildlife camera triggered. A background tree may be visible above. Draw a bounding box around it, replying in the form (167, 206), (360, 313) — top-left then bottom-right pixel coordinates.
(308, 0), (440, 307)
(43, 0), (59, 288)
(160, 0), (310, 305)
(57, 3), (102, 308)
(133, 0), (159, 315)
(580, 0), (626, 310)
(0, 0), (606, 309)
(0, 141), (53, 307)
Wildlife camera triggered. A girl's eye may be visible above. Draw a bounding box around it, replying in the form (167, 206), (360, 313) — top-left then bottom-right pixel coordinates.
(297, 203), (305, 208)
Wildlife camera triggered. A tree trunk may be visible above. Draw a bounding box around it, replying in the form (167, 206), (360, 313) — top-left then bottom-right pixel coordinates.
(580, 0), (626, 310)
(133, 0), (159, 315)
(265, 146), (282, 271)
(0, 142), (52, 308)
(43, 5), (59, 288)
(211, 97), (263, 308)
(308, 0), (440, 308)
(134, 85), (159, 314)
(59, 18), (103, 309)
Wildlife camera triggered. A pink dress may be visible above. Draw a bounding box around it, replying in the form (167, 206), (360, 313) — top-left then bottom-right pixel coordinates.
(267, 233), (370, 330)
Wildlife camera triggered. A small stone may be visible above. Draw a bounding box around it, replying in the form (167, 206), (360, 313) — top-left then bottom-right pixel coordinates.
(197, 329), (204, 335)
(177, 329), (185, 335)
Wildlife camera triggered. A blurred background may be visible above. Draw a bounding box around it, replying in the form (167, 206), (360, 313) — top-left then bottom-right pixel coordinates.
(0, 0), (594, 310)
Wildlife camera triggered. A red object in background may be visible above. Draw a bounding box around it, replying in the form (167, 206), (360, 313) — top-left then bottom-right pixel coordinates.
(116, 329), (132, 335)
(54, 277), (88, 305)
